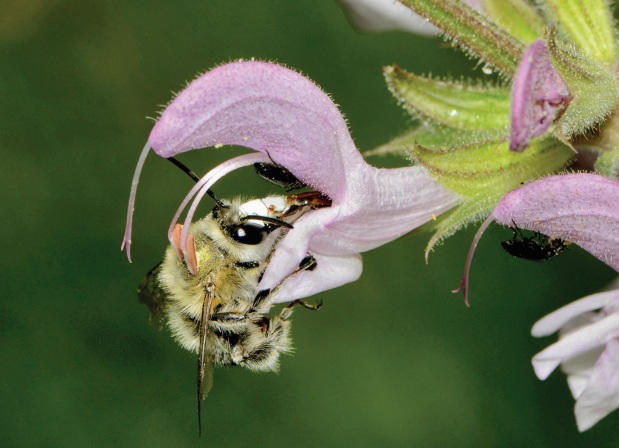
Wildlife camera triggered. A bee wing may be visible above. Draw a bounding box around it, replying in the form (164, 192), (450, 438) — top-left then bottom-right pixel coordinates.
(137, 262), (168, 330)
(197, 290), (215, 435)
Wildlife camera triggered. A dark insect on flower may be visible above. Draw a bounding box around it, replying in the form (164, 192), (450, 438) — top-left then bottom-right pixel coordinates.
(254, 162), (306, 190)
(501, 224), (567, 261)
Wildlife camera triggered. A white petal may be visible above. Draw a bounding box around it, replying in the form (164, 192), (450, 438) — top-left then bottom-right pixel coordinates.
(532, 313), (619, 380)
(532, 289), (619, 337)
(575, 339), (619, 432)
(258, 207), (341, 292)
(336, 0), (439, 35)
(270, 253), (363, 303)
(567, 371), (592, 400)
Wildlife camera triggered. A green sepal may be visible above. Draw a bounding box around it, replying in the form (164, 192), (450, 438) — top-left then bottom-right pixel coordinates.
(482, 0), (545, 44)
(548, 35), (619, 138)
(399, 0), (525, 76)
(410, 136), (574, 253)
(385, 65), (511, 132)
(594, 150), (619, 179)
(573, 107), (619, 179)
(411, 137), (572, 197)
(364, 122), (506, 158)
(540, 0), (617, 65)
(423, 196), (498, 259)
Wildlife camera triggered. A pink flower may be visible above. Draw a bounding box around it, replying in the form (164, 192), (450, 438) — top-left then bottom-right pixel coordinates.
(455, 173), (618, 304)
(492, 173), (619, 430)
(493, 173), (619, 272)
(122, 61), (461, 301)
(532, 281), (619, 431)
(509, 39), (571, 152)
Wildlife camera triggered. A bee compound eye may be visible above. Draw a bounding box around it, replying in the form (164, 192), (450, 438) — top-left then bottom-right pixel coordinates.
(231, 223), (268, 245)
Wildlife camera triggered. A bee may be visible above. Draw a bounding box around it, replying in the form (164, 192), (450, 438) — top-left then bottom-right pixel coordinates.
(139, 188), (331, 434)
(501, 223), (567, 261)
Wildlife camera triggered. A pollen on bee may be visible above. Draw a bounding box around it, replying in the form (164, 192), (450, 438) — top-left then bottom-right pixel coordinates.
(214, 143), (223, 148)
(431, 214), (437, 221)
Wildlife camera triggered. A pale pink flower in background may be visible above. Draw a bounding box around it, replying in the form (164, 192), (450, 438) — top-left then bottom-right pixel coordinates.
(335, 0), (483, 35)
(532, 281), (619, 431)
(336, 0), (438, 34)
(493, 172), (619, 430)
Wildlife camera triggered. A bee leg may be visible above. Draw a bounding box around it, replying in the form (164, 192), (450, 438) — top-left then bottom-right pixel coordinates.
(278, 302), (295, 320)
(253, 254), (317, 308)
(279, 299), (322, 320)
(210, 312), (246, 323)
(297, 299), (323, 311)
(252, 289), (272, 308)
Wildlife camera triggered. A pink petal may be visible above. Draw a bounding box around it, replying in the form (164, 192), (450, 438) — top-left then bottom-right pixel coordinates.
(149, 60), (365, 202)
(575, 339), (619, 431)
(532, 289), (619, 337)
(123, 60), (363, 260)
(509, 39), (571, 152)
(531, 313), (619, 380)
(493, 173), (619, 271)
(258, 166), (461, 291)
(310, 166), (461, 254)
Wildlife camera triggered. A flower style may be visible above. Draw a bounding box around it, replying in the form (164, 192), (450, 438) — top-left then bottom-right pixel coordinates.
(122, 60), (461, 302)
(531, 280), (619, 432)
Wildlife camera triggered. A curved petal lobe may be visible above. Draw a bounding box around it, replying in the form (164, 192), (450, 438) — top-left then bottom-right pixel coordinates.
(532, 288), (619, 337)
(148, 60), (367, 202)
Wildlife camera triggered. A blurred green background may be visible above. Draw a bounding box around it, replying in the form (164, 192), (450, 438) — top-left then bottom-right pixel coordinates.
(2, 1), (618, 446)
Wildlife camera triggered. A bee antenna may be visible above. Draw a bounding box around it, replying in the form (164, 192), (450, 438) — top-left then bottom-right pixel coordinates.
(207, 189), (228, 208)
(166, 156), (201, 183)
(166, 157), (227, 209)
(241, 215), (294, 229)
